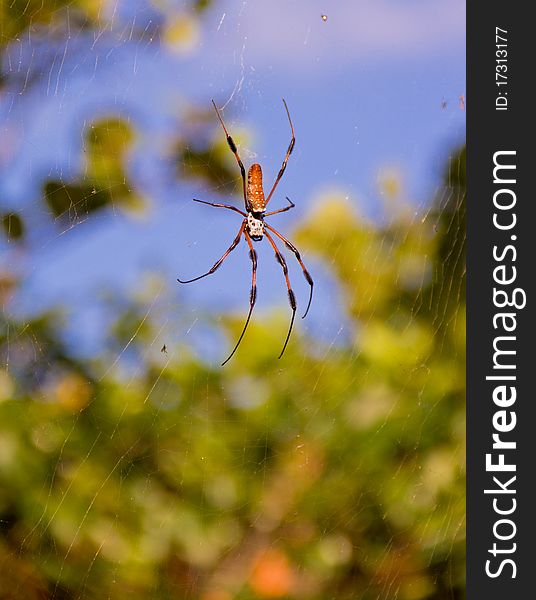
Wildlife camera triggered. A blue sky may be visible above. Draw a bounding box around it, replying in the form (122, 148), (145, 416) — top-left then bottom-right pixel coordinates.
(1, 0), (465, 361)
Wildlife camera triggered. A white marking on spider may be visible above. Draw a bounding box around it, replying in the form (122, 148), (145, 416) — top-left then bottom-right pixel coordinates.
(247, 212), (265, 239)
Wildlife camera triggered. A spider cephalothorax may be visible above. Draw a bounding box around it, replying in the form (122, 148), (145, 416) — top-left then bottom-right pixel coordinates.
(178, 99), (313, 365)
(247, 209), (265, 241)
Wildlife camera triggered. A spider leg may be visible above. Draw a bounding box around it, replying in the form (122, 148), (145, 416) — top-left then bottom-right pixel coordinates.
(177, 220), (246, 284)
(264, 230), (297, 359)
(265, 99), (295, 206)
(264, 197), (295, 217)
(211, 100), (249, 210)
(265, 223), (313, 318)
(193, 198), (246, 217)
(221, 231), (258, 366)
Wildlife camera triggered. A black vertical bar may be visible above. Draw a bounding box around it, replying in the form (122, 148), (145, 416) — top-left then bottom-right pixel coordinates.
(467, 3), (533, 597)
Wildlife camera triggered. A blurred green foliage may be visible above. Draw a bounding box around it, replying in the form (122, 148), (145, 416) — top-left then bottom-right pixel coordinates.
(1, 110), (237, 242)
(0, 0), (215, 89)
(0, 145), (465, 599)
(1, 213), (24, 241)
(1, 1), (89, 51)
(173, 105), (246, 196)
(44, 119), (140, 224)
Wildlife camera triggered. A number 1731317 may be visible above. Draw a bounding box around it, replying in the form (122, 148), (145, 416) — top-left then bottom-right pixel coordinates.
(496, 27), (508, 111)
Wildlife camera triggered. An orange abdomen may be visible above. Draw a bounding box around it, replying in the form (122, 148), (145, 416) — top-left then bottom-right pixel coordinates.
(247, 163), (266, 211)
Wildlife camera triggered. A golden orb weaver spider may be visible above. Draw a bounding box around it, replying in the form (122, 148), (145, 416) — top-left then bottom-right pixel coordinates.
(178, 99), (314, 366)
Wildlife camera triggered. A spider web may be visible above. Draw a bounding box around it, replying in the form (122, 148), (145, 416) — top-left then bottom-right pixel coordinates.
(0, 1), (466, 599)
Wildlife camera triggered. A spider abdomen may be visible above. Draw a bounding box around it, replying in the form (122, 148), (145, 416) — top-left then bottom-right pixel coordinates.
(247, 163), (266, 211)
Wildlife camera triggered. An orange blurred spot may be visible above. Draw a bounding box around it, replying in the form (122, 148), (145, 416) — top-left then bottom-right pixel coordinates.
(250, 549), (294, 598)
